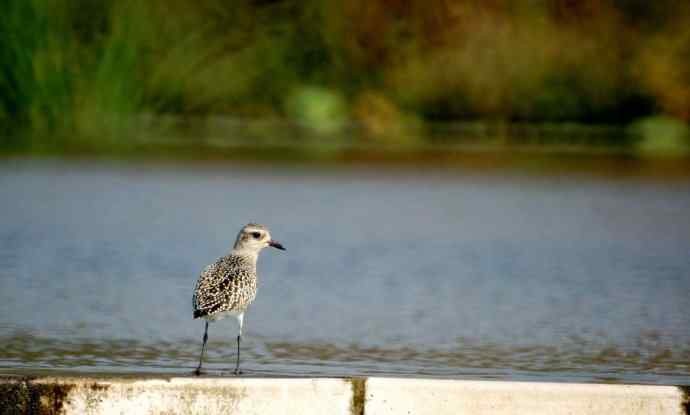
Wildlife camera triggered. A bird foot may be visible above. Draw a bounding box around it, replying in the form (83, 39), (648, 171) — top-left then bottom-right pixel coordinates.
(233, 369), (243, 376)
(194, 368), (204, 376)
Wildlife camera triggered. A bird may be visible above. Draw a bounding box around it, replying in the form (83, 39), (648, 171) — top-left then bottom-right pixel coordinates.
(192, 223), (285, 375)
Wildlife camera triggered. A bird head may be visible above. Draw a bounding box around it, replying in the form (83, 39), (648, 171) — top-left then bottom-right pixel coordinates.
(233, 223), (285, 254)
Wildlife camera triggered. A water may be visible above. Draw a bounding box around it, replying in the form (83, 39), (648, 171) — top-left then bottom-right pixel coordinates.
(1, 158), (689, 385)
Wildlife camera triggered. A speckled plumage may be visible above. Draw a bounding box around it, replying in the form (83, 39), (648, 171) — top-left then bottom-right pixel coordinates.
(192, 254), (257, 319)
(192, 223), (285, 375)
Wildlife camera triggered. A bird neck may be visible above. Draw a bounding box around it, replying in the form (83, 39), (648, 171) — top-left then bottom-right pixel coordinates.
(230, 249), (259, 265)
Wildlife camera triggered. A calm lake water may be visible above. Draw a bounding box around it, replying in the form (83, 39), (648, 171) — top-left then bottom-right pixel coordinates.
(1, 158), (689, 384)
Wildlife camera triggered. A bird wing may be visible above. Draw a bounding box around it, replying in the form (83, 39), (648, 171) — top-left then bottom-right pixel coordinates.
(192, 259), (244, 318)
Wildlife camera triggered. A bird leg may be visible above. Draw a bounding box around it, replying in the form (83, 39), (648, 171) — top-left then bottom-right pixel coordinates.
(234, 313), (244, 375)
(234, 334), (242, 375)
(195, 321), (209, 375)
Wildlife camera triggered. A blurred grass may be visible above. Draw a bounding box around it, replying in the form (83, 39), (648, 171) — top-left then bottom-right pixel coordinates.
(1, 0), (689, 158)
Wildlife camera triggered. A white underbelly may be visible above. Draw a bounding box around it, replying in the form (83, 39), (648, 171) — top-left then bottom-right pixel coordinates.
(205, 310), (243, 322)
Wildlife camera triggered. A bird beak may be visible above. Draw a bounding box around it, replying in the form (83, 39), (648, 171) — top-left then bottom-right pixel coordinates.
(268, 240), (286, 251)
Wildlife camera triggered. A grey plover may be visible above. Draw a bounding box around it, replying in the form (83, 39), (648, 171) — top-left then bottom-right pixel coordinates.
(192, 223), (285, 375)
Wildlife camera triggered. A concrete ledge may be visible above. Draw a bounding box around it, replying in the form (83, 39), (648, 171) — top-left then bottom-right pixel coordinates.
(0, 376), (688, 415)
(0, 377), (356, 415)
(366, 378), (689, 415)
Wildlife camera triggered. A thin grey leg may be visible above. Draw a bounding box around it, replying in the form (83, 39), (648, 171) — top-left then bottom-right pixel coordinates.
(195, 321), (209, 375)
(234, 334), (242, 375)
(234, 313), (244, 375)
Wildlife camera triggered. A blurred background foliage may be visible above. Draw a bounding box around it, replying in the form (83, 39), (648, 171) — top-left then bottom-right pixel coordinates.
(1, 0), (689, 154)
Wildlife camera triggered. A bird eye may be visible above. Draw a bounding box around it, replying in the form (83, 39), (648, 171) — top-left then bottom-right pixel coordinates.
(251, 232), (261, 239)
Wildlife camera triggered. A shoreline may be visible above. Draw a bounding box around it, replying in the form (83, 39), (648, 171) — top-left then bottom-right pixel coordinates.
(3, 149), (690, 181)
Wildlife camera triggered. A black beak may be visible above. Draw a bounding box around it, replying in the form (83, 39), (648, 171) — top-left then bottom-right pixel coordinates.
(268, 240), (286, 251)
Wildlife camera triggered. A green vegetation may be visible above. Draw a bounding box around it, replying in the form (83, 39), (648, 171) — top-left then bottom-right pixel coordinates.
(1, 0), (689, 155)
